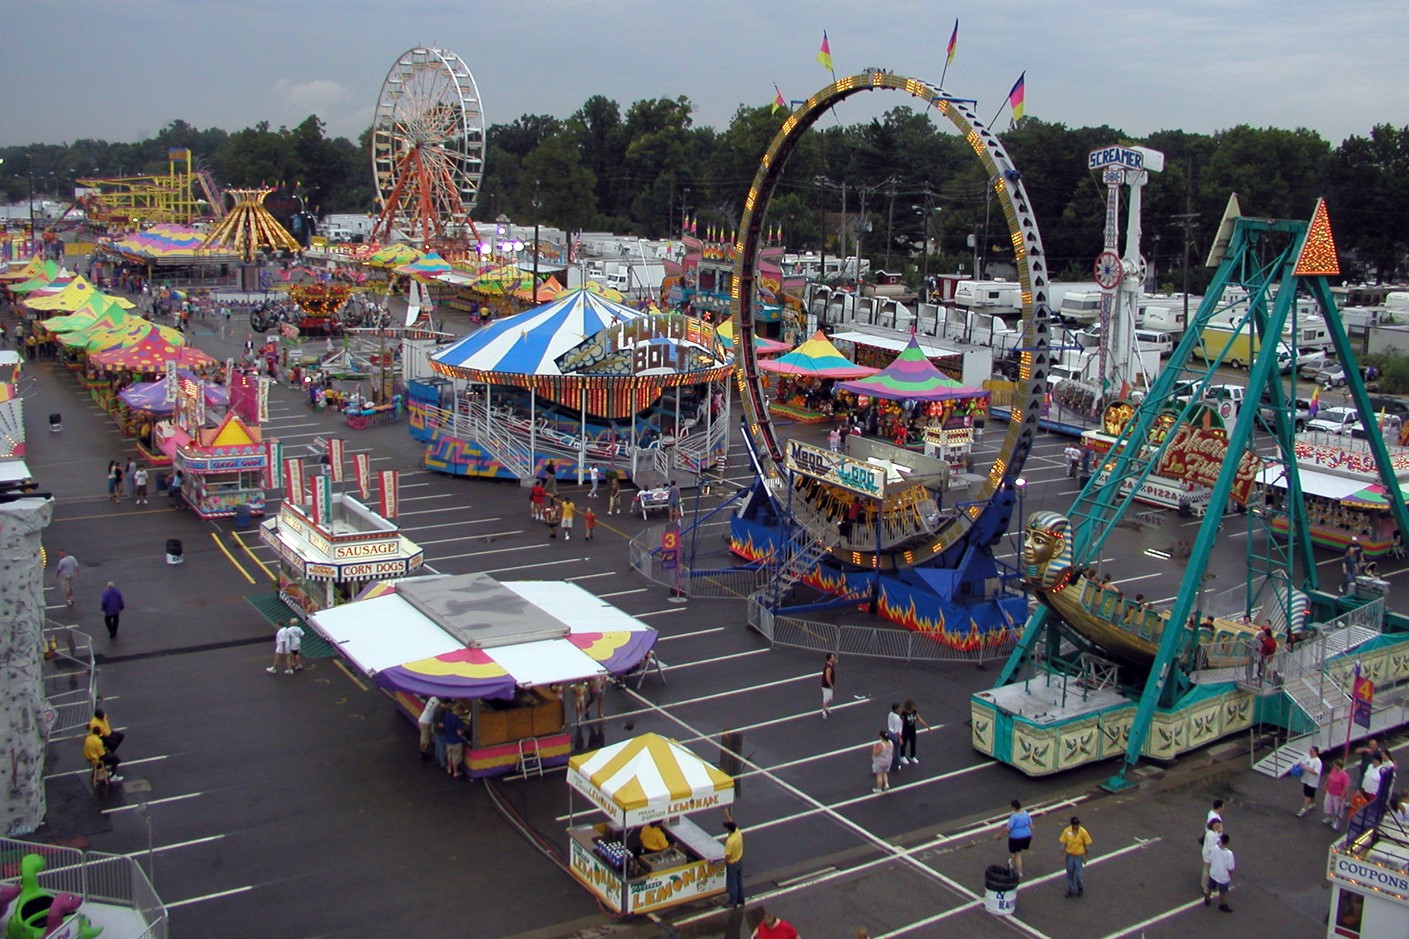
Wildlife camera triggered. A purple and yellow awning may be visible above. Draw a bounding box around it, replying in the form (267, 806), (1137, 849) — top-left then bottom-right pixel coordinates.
(309, 574), (657, 700)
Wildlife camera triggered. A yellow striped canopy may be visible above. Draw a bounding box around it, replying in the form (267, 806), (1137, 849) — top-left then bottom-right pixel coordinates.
(566, 732), (734, 826)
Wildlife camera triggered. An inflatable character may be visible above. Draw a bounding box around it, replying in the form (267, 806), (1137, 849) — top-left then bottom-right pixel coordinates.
(4, 854), (102, 939)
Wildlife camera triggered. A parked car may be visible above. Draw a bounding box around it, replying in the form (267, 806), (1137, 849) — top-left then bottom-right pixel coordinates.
(1306, 406), (1363, 435)
(1297, 353), (1337, 379)
(1276, 346), (1325, 375)
(1368, 395), (1409, 418)
(1315, 365), (1347, 388)
(1258, 393), (1314, 432)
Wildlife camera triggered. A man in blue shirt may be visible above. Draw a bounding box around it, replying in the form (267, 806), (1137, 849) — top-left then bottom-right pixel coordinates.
(441, 707), (467, 779)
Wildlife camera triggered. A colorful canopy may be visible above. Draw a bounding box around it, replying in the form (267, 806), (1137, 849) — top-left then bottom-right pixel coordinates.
(365, 243), (422, 268)
(24, 277), (135, 311)
(104, 224), (218, 261)
(511, 274), (562, 303)
(0, 256), (52, 283)
(469, 264), (531, 295)
(431, 287), (651, 378)
(61, 319), (180, 354)
(758, 329), (879, 378)
(714, 316), (792, 355)
(9, 263), (66, 292)
(567, 733), (735, 827)
(395, 250), (452, 279)
(51, 307), (130, 340)
(308, 575), (658, 701)
(833, 335), (989, 401)
(119, 370), (229, 413)
(90, 332), (211, 372)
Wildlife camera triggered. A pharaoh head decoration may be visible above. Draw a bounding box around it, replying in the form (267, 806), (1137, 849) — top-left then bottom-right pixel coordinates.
(1023, 510), (1074, 590)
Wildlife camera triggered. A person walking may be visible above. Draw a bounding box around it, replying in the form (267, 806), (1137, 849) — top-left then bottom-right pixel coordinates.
(899, 699), (930, 764)
(543, 460), (558, 495)
(1200, 816), (1224, 893)
(285, 618), (305, 671)
(417, 695), (443, 761)
(668, 479), (682, 522)
(820, 653), (836, 720)
(1058, 816), (1093, 898)
(1343, 538), (1364, 593)
(529, 480), (546, 521)
(1297, 746), (1323, 817)
(1205, 832), (1235, 912)
(106, 460), (119, 502)
(588, 465), (601, 497)
(886, 703), (904, 774)
(750, 910), (800, 939)
(1355, 738), (1382, 792)
(1004, 800), (1034, 877)
(110, 461), (124, 502)
(125, 458), (138, 499)
(55, 550), (79, 605)
(723, 808), (745, 908)
(266, 621), (292, 674)
(132, 466), (149, 504)
(99, 582), (125, 638)
(608, 476), (622, 516)
(441, 705), (467, 779)
(870, 731), (893, 793)
(1324, 758), (1352, 830)
(560, 498), (576, 541)
(583, 506), (597, 541)
(543, 500), (560, 540)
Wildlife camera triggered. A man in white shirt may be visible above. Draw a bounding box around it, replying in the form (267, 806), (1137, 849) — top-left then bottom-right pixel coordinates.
(284, 618), (305, 672)
(1297, 746), (1323, 817)
(55, 550), (80, 605)
(886, 703), (904, 773)
(417, 695), (442, 760)
(266, 623), (292, 674)
(1205, 832), (1235, 912)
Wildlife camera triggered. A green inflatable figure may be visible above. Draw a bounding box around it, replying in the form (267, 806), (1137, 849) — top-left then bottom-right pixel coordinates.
(4, 854), (102, 939)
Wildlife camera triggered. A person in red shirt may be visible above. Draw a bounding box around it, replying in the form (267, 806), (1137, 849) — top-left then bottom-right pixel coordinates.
(751, 910), (801, 939)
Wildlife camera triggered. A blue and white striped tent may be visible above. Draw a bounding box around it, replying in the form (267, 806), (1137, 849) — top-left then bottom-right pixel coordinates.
(431, 288), (649, 379)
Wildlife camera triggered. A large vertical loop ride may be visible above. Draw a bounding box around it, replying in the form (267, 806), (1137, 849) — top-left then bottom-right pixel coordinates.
(734, 71), (1053, 570)
(371, 47), (486, 247)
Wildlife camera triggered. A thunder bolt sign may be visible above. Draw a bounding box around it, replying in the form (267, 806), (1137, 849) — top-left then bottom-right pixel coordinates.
(784, 440), (886, 497)
(553, 313), (729, 377)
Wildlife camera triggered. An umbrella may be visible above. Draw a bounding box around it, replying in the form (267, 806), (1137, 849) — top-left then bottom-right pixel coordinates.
(431, 287), (650, 378)
(833, 335), (988, 401)
(90, 334), (212, 372)
(118, 369), (230, 414)
(758, 329), (879, 378)
(714, 316), (792, 355)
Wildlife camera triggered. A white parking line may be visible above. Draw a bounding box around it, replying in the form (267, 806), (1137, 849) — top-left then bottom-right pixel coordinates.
(164, 885), (255, 909)
(655, 626), (722, 640)
(399, 517), (504, 532)
(103, 791), (205, 814)
(416, 530), (525, 545)
(432, 544), (548, 562)
(123, 833), (226, 858)
(1096, 897), (1205, 939)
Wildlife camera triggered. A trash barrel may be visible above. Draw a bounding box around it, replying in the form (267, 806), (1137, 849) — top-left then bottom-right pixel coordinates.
(719, 730), (743, 779)
(234, 504), (251, 529)
(165, 538), (184, 566)
(983, 863), (1019, 916)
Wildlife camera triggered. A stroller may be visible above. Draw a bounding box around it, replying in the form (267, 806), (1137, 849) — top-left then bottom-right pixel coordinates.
(49, 413), (62, 433)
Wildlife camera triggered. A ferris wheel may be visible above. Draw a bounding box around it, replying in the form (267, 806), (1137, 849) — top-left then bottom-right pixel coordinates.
(371, 47), (486, 247)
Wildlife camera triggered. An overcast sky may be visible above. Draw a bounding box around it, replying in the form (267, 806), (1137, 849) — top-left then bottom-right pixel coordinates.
(2, 0), (1403, 151)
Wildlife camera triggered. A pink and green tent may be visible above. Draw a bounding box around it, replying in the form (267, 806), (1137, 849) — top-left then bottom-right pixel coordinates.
(833, 335), (988, 402)
(758, 329), (878, 378)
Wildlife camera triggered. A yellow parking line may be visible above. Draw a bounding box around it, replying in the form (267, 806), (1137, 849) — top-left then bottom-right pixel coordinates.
(210, 532), (255, 584)
(231, 531), (275, 581)
(333, 659), (368, 691)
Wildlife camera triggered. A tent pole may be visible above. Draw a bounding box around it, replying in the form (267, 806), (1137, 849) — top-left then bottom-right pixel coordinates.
(579, 385), (587, 485)
(529, 388), (537, 484)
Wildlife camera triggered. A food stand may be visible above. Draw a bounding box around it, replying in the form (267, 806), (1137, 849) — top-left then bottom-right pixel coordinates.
(309, 573), (657, 778)
(162, 411), (269, 519)
(260, 492), (424, 616)
(566, 733), (734, 915)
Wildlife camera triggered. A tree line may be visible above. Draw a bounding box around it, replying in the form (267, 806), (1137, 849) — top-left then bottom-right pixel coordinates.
(3, 103), (1406, 290)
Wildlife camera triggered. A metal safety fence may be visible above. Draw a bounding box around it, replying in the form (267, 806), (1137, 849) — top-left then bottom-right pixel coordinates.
(747, 594), (1018, 665)
(0, 837), (167, 939)
(42, 625), (97, 736)
(628, 518), (769, 600)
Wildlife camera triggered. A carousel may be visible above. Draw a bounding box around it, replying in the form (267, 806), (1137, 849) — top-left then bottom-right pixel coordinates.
(309, 573), (658, 778)
(409, 287), (734, 484)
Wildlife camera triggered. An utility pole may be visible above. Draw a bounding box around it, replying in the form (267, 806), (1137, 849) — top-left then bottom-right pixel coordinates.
(884, 177), (899, 271)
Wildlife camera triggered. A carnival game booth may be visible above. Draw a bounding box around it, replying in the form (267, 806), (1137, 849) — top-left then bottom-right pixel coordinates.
(160, 410), (268, 519)
(834, 335), (989, 458)
(260, 492), (424, 616)
(121, 370), (229, 462)
(412, 288), (733, 483)
(1260, 431), (1409, 556)
(566, 733), (734, 915)
(309, 573), (658, 778)
(759, 330), (877, 423)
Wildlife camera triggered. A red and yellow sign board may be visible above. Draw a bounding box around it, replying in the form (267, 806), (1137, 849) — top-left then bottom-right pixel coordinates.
(1154, 425), (1263, 505)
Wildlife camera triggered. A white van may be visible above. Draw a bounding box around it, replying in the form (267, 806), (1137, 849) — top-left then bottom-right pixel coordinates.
(1135, 329), (1176, 357)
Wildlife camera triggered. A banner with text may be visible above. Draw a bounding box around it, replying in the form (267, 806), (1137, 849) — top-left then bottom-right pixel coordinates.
(354, 452), (371, 500)
(379, 469), (399, 518)
(328, 437), (346, 482)
(783, 439), (886, 497)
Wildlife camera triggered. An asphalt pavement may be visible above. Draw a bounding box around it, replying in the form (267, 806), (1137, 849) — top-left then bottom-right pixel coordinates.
(19, 302), (1391, 939)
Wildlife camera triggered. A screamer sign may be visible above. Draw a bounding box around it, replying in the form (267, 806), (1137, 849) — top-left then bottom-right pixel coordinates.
(1154, 425), (1262, 505)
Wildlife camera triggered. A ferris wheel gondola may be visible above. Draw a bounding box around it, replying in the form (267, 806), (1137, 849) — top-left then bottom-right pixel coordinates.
(370, 47), (485, 249)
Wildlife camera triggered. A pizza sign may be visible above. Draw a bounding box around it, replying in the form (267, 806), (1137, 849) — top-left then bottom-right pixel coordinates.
(1155, 425), (1262, 505)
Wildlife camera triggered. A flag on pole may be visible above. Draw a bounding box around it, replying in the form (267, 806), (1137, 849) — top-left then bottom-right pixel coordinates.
(311, 474), (332, 527)
(816, 31), (833, 71)
(772, 84), (786, 114)
(284, 459), (305, 506)
(327, 437), (346, 482)
(1309, 385), (1321, 417)
(264, 440), (284, 489)
(1007, 72), (1026, 121)
(354, 452), (371, 500)
(945, 20), (959, 66)
(379, 470), (399, 518)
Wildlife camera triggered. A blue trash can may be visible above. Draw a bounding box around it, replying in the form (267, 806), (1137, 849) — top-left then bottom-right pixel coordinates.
(234, 504), (252, 529)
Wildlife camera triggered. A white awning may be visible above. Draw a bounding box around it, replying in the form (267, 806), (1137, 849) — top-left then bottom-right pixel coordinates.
(829, 331), (959, 358)
(1258, 466), (1370, 500)
(311, 594), (457, 675)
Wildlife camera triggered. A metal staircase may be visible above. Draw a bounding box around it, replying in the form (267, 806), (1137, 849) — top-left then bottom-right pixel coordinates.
(770, 535), (833, 604)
